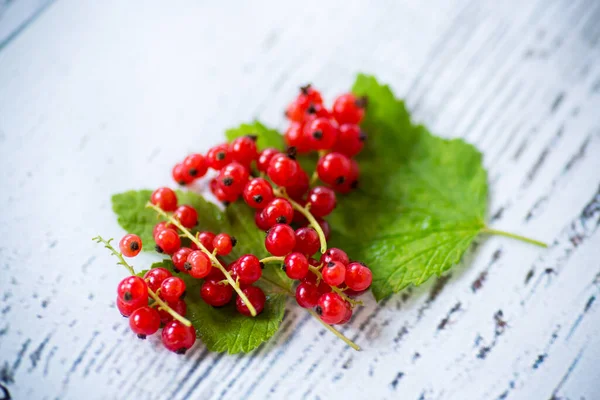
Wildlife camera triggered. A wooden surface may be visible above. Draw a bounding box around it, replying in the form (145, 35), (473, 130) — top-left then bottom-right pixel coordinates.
(0, 0), (599, 399)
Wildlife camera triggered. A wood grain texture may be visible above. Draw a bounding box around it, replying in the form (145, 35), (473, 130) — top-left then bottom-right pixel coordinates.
(0, 0), (599, 399)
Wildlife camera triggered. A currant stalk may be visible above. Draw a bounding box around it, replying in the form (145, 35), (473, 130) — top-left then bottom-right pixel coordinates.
(273, 188), (327, 254)
(146, 203), (258, 317)
(92, 236), (192, 327)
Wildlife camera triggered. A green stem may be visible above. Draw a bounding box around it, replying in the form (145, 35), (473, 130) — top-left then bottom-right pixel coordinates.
(481, 227), (548, 248)
(307, 309), (361, 351)
(146, 203), (258, 317)
(92, 235), (191, 327)
(260, 256), (285, 264)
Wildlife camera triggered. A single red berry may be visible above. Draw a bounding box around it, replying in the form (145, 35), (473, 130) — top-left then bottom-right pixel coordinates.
(267, 154), (299, 187)
(117, 276), (148, 305)
(284, 122), (311, 153)
(185, 250), (212, 279)
(294, 227), (320, 256)
(316, 152), (351, 186)
(257, 148), (280, 173)
(337, 304), (353, 324)
(171, 247), (193, 272)
(332, 124), (366, 157)
(236, 286), (266, 316)
(255, 210), (271, 231)
(316, 292), (346, 324)
(203, 266), (226, 282)
(304, 118), (338, 150)
(151, 187), (178, 212)
(283, 252), (309, 279)
(160, 277), (186, 303)
(332, 93), (366, 124)
(336, 159), (360, 193)
(230, 135), (259, 167)
(243, 178), (274, 209)
(320, 248), (349, 266)
(201, 281), (233, 306)
(174, 205), (198, 228)
(116, 296), (146, 317)
(236, 255), (263, 285)
(153, 221), (175, 239)
(155, 229), (181, 255)
(285, 169), (309, 200)
(305, 102), (331, 119)
(295, 282), (321, 308)
(172, 164), (193, 186)
(193, 231), (215, 253)
(292, 209), (309, 226)
(322, 261), (346, 286)
(161, 320), (196, 354)
(206, 143), (232, 170)
(298, 84), (323, 105)
(286, 85), (323, 122)
(263, 198), (294, 227)
(157, 299), (187, 324)
(119, 234), (142, 257)
(345, 262), (373, 291)
(265, 224), (296, 256)
(213, 233), (237, 256)
(129, 306), (161, 338)
(218, 161), (249, 195)
(144, 267), (173, 292)
(210, 178), (239, 204)
(307, 186), (336, 217)
(183, 153), (208, 179)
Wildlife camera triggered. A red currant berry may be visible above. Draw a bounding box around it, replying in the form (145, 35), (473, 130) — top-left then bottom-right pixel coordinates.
(119, 234), (142, 257)
(285, 122), (311, 153)
(171, 247), (193, 272)
(230, 135), (258, 167)
(316, 292), (346, 324)
(117, 276), (148, 305)
(160, 277), (186, 303)
(337, 304), (353, 325)
(316, 152), (351, 186)
(295, 282), (321, 308)
(322, 261), (346, 286)
(144, 267), (172, 292)
(173, 205), (198, 228)
(153, 221), (175, 239)
(305, 102), (331, 119)
(236, 255), (262, 285)
(206, 143), (232, 170)
(129, 306), (161, 338)
(116, 296), (146, 317)
(158, 299), (187, 324)
(218, 161), (249, 195)
(257, 148), (280, 173)
(267, 154), (299, 187)
(294, 227), (320, 256)
(316, 218), (331, 240)
(320, 248), (349, 266)
(285, 169), (310, 200)
(299, 84), (323, 105)
(204, 266), (226, 282)
(254, 210), (270, 231)
(265, 224), (296, 256)
(336, 159), (360, 193)
(304, 117), (338, 150)
(332, 124), (366, 157)
(172, 163), (193, 186)
(345, 262), (373, 291)
(151, 187), (178, 212)
(243, 178), (274, 209)
(185, 251), (212, 279)
(196, 231), (216, 252)
(332, 93), (366, 125)
(161, 320), (196, 354)
(183, 153), (208, 179)
(292, 209), (309, 226)
(236, 286), (266, 316)
(155, 229), (181, 255)
(213, 233), (237, 256)
(210, 178), (239, 204)
(263, 198), (294, 227)
(307, 186), (336, 217)
(201, 281), (233, 306)
(283, 252), (309, 279)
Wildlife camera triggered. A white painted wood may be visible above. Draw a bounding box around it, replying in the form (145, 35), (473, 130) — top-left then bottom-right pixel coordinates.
(0, 0), (599, 399)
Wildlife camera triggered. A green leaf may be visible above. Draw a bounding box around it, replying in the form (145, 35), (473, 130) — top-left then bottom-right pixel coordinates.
(113, 191), (292, 353)
(329, 74), (487, 301)
(225, 120), (285, 151)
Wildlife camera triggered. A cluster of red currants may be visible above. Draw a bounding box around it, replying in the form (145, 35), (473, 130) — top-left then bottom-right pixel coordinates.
(113, 234), (196, 354)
